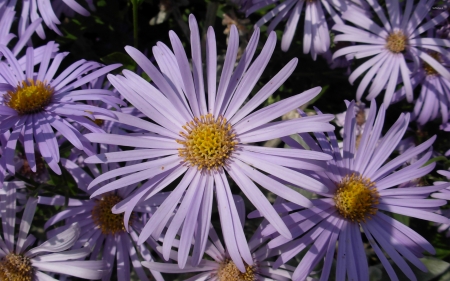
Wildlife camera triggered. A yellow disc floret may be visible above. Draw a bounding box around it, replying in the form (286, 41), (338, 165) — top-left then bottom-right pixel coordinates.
(216, 258), (257, 281)
(334, 173), (379, 222)
(91, 194), (134, 235)
(176, 113), (237, 171)
(386, 31), (408, 53)
(0, 253), (33, 281)
(4, 80), (54, 115)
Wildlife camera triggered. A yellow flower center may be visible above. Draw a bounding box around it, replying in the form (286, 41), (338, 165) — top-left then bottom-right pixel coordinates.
(4, 80), (54, 115)
(176, 113), (237, 171)
(386, 31), (408, 53)
(334, 173), (379, 222)
(91, 194), (134, 235)
(423, 52), (441, 76)
(216, 259), (256, 281)
(0, 253), (33, 281)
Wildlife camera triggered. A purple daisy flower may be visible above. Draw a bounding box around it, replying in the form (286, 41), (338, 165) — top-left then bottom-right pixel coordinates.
(39, 157), (165, 281)
(253, 100), (450, 281)
(84, 14), (335, 270)
(142, 197), (299, 281)
(0, 186), (105, 280)
(332, 0), (450, 106)
(13, 0), (91, 39)
(245, 0), (352, 58)
(0, 42), (122, 177)
(393, 54), (450, 125)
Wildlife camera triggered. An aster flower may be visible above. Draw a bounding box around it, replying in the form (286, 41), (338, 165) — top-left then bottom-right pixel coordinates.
(393, 54), (450, 125)
(16, 0), (91, 39)
(245, 0), (352, 58)
(39, 157), (165, 281)
(253, 100), (450, 281)
(142, 198), (298, 281)
(0, 42), (122, 177)
(0, 186), (105, 280)
(332, 0), (450, 105)
(84, 14), (335, 271)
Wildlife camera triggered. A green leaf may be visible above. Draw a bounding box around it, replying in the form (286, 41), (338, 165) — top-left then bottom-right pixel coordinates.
(100, 52), (136, 71)
(423, 156), (447, 167)
(393, 213), (410, 226)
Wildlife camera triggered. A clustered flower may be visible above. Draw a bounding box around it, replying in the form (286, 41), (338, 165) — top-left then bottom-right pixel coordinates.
(0, 0), (449, 281)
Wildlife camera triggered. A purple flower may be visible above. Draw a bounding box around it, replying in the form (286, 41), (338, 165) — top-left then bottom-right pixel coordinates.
(245, 0), (352, 57)
(142, 197), (300, 281)
(39, 158), (165, 281)
(0, 42), (122, 177)
(332, 0), (450, 106)
(0, 186), (105, 280)
(393, 55), (450, 125)
(16, 0), (91, 39)
(254, 101), (449, 281)
(84, 14), (335, 270)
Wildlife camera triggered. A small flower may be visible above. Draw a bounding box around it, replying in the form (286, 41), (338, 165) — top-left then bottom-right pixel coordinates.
(84, 14), (334, 270)
(256, 101), (449, 281)
(332, 0), (450, 106)
(245, 0), (351, 58)
(39, 158), (165, 281)
(142, 197), (297, 281)
(17, 0), (91, 39)
(394, 53), (450, 125)
(0, 42), (122, 177)
(0, 186), (105, 280)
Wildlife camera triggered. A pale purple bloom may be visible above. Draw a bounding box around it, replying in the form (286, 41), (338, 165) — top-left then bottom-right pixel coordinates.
(142, 197), (298, 281)
(84, 14), (335, 271)
(0, 42), (122, 177)
(432, 170), (450, 236)
(0, 186), (105, 280)
(333, 0), (450, 105)
(394, 57), (450, 125)
(39, 158), (164, 281)
(245, 0), (350, 58)
(254, 100), (449, 281)
(13, 0), (91, 39)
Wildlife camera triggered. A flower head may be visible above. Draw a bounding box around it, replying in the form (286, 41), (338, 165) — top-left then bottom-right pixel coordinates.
(39, 157), (165, 281)
(332, 0), (450, 106)
(0, 186), (105, 280)
(0, 42), (122, 177)
(84, 14), (334, 270)
(255, 101), (449, 281)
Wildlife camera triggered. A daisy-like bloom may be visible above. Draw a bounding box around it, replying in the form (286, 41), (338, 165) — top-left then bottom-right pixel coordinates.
(14, 0), (91, 39)
(84, 14), (335, 271)
(245, 0), (352, 58)
(432, 170), (450, 237)
(0, 186), (105, 280)
(253, 100), (450, 281)
(142, 197), (298, 281)
(332, 0), (450, 106)
(0, 42), (122, 178)
(394, 54), (450, 125)
(39, 157), (165, 281)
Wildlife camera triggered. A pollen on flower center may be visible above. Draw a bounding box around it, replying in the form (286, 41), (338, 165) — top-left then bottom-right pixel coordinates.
(216, 258), (257, 281)
(0, 253), (33, 281)
(92, 194), (134, 235)
(4, 80), (54, 115)
(386, 31), (408, 53)
(176, 113), (237, 171)
(333, 173), (379, 222)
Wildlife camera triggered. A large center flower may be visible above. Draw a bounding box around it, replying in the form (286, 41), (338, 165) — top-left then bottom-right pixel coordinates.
(92, 194), (133, 235)
(176, 113), (237, 170)
(216, 258), (256, 281)
(333, 173), (379, 222)
(0, 253), (33, 281)
(385, 31), (408, 53)
(4, 80), (54, 115)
